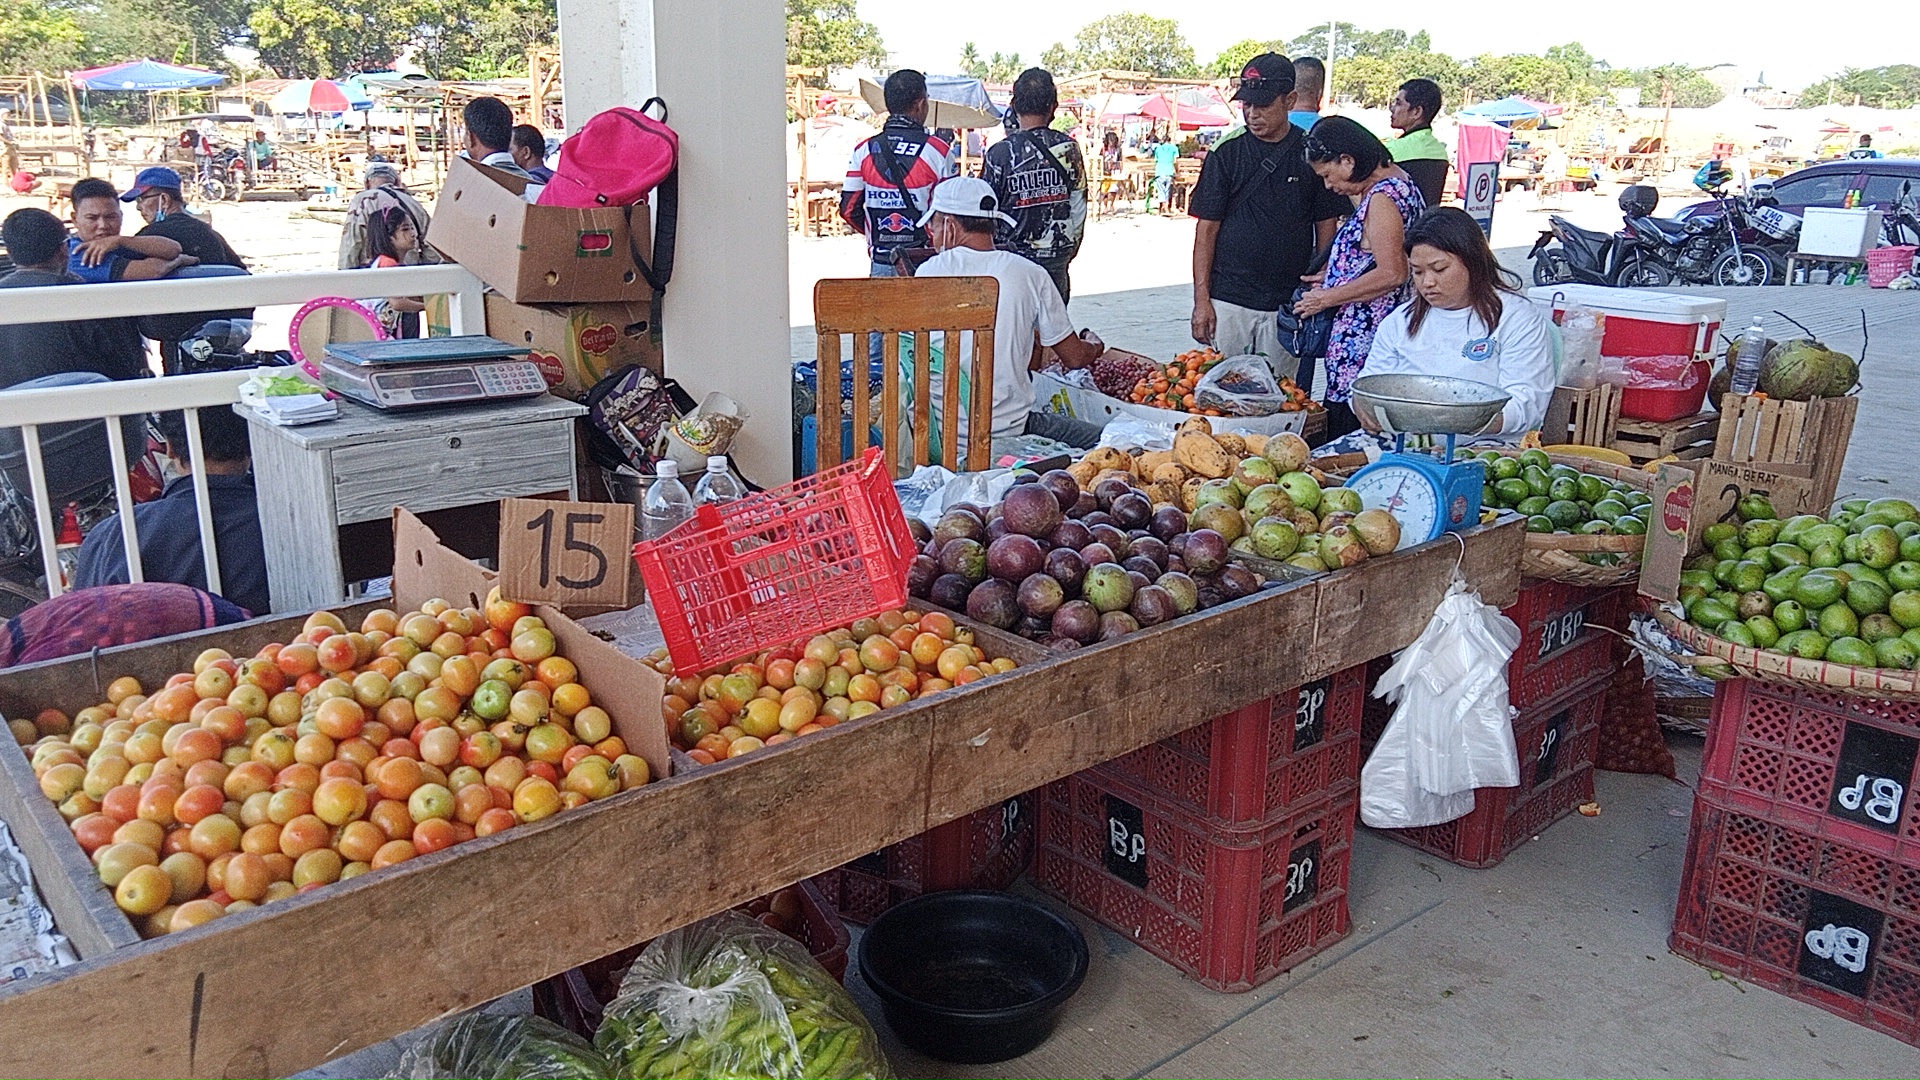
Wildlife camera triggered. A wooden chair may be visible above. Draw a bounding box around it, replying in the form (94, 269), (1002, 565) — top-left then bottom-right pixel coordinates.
(812, 276), (999, 476)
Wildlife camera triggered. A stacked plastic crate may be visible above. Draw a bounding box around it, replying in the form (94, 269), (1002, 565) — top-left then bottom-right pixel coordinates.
(1033, 667), (1367, 991)
(811, 793), (1037, 924)
(1359, 581), (1627, 867)
(1671, 679), (1920, 1046)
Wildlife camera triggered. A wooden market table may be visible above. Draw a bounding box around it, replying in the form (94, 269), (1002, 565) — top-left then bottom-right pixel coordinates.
(0, 518), (1524, 1078)
(241, 395), (585, 613)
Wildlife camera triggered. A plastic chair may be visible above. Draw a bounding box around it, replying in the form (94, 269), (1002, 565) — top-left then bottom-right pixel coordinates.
(812, 276), (999, 476)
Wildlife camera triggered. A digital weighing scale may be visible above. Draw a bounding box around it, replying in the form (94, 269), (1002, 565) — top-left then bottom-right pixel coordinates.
(1343, 375), (1508, 550)
(320, 335), (548, 411)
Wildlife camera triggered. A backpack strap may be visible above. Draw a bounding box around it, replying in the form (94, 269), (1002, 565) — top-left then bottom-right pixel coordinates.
(869, 131), (926, 229)
(616, 98), (677, 296)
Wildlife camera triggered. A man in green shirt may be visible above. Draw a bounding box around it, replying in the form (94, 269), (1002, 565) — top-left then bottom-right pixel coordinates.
(1385, 78), (1449, 208)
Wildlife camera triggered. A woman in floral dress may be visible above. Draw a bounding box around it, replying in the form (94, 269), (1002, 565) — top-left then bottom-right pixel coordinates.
(1292, 115), (1427, 439)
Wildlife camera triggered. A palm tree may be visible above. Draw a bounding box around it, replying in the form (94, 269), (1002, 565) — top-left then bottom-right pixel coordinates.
(959, 42), (985, 80)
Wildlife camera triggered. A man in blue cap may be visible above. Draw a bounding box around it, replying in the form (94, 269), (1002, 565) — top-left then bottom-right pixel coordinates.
(121, 166), (253, 372)
(123, 166), (246, 270)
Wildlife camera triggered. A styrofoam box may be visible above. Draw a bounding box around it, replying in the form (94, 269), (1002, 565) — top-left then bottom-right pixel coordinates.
(1032, 370), (1307, 437)
(1798, 207), (1885, 259)
(1527, 284), (1726, 359)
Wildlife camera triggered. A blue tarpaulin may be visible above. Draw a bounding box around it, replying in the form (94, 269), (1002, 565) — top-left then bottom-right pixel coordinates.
(70, 59), (226, 91)
(1458, 95), (1547, 124)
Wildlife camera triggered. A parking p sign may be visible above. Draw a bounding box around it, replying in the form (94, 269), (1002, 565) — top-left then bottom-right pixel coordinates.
(1463, 161), (1499, 235)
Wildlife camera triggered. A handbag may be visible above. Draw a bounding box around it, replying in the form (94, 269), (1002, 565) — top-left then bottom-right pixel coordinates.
(1276, 285), (1334, 361)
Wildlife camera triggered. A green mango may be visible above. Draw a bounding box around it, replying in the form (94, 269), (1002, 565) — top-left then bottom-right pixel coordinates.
(1739, 519), (1781, 548)
(1731, 560), (1770, 594)
(1903, 535), (1920, 562)
(1874, 637), (1918, 670)
(1867, 498), (1919, 524)
(1745, 615), (1781, 649)
(1489, 456), (1522, 482)
(1713, 538), (1747, 562)
(1767, 543), (1811, 570)
(1548, 463), (1580, 483)
(1801, 523), (1848, 551)
(1518, 449), (1551, 471)
(1793, 571), (1845, 609)
(1860, 524), (1902, 570)
(1840, 562), (1889, 588)
(1848, 579), (1893, 617)
(1577, 475), (1611, 504)
(1763, 568), (1809, 603)
(1718, 620), (1758, 647)
(1737, 494), (1777, 522)
(1494, 478), (1531, 507)
(1819, 602), (1861, 640)
(1808, 541), (1844, 569)
(1521, 465), (1552, 498)
(1712, 559), (1741, 587)
(1624, 491), (1653, 510)
(1833, 510), (1859, 532)
(1896, 521), (1920, 540)
(1827, 636), (1878, 668)
(1591, 499), (1628, 522)
(1546, 500), (1585, 529)
(1548, 476), (1580, 503)
(1679, 584), (1708, 611)
(1842, 533), (1864, 563)
(1614, 516), (1646, 536)
(1703, 522), (1740, 548)
(1580, 520), (1616, 536)
(1694, 596), (1738, 627)
(1680, 569), (1717, 591)
(1773, 599), (1809, 632)
(1483, 485), (1500, 508)
(1788, 630), (1830, 660)
(1526, 515), (1555, 533)
(1891, 590), (1920, 630)
(1776, 514), (1823, 547)
(1841, 498), (1872, 515)
(1860, 613), (1904, 643)
(1904, 626), (1920, 652)
(1517, 495), (1551, 518)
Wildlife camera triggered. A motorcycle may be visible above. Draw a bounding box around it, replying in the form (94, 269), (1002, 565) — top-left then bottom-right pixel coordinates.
(1620, 171), (1796, 287)
(1883, 179), (1919, 248)
(1529, 197), (1668, 287)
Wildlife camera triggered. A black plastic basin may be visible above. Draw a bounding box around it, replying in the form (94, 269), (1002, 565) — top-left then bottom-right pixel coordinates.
(857, 890), (1089, 1064)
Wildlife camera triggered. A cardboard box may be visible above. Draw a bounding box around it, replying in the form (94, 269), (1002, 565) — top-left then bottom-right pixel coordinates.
(484, 292), (661, 401)
(1637, 458), (1823, 602)
(427, 156), (654, 305)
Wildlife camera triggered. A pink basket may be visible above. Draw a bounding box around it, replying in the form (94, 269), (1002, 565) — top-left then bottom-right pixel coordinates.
(1868, 246), (1917, 288)
(632, 447), (916, 672)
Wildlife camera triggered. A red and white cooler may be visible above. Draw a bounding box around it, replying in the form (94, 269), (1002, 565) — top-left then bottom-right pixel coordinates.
(1527, 284), (1728, 422)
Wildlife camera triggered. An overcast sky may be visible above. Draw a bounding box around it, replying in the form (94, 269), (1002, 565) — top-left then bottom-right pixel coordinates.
(857, 2), (1898, 93)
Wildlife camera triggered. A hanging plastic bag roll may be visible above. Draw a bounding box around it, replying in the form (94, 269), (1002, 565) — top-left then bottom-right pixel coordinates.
(1361, 578), (1523, 829)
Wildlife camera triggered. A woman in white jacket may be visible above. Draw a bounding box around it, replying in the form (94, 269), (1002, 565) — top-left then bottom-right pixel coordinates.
(1354, 206), (1556, 445)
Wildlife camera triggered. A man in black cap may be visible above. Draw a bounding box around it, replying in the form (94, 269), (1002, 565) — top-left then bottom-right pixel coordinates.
(1188, 53), (1346, 365)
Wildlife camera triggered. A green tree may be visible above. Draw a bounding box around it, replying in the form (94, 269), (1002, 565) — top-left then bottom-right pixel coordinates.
(250, 0), (415, 77)
(1800, 65), (1920, 109)
(785, 0), (884, 73)
(985, 51), (1022, 84)
(958, 41), (983, 80)
(1286, 23), (1406, 62)
(1208, 38), (1284, 78)
(1039, 41), (1074, 73)
(1071, 12), (1195, 77)
(1633, 63), (1723, 108)
(0, 0), (85, 73)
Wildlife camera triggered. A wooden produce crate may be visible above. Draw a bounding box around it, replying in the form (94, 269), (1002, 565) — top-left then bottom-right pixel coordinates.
(0, 511), (676, 962)
(0, 519), (1525, 1079)
(1612, 412), (1718, 464)
(1713, 393), (1858, 509)
(1541, 383), (1623, 448)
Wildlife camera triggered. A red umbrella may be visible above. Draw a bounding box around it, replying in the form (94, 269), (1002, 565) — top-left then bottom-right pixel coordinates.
(269, 79), (354, 114)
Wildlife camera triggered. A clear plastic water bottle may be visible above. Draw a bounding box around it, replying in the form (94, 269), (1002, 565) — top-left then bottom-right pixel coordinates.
(692, 456), (745, 506)
(1730, 318), (1767, 396)
(641, 460), (695, 540)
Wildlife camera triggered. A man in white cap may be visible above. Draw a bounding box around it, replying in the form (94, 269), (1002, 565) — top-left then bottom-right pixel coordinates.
(916, 176), (1109, 452)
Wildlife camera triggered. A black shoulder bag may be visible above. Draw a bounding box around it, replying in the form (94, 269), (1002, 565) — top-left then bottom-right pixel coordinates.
(870, 134), (940, 276)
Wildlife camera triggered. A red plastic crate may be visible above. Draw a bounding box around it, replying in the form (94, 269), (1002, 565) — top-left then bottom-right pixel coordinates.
(1505, 580), (1626, 710)
(633, 447), (915, 672)
(1699, 679), (1920, 864)
(1361, 672), (1609, 868)
(1671, 792), (1920, 1046)
(1034, 770), (1354, 992)
(1092, 665), (1367, 826)
(1868, 246), (1916, 288)
(811, 792), (1036, 925)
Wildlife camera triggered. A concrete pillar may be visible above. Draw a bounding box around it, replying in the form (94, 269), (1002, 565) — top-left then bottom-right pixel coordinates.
(558, 0), (793, 483)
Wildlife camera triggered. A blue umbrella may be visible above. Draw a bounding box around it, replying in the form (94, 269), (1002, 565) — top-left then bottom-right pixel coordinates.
(70, 59), (226, 91)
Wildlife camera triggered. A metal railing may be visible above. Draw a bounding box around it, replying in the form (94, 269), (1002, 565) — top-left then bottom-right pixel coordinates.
(0, 264), (487, 606)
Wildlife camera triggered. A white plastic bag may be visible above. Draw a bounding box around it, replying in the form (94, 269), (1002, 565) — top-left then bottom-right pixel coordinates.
(1096, 414), (1176, 452)
(1558, 305), (1605, 389)
(1195, 354), (1288, 415)
(1361, 578), (1523, 829)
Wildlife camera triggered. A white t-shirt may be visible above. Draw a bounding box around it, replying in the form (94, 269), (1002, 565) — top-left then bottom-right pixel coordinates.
(1362, 295), (1555, 441)
(915, 245), (1074, 448)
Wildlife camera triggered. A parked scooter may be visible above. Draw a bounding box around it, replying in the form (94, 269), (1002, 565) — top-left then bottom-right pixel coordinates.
(1529, 190), (1668, 287)
(1619, 172), (1796, 287)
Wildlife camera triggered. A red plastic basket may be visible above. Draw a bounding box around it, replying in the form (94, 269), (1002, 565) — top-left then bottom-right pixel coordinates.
(1619, 359), (1713, 422)
(1093, 666), (1367, 826)
(811, 792), (1036, 925)
(1035, 770), (1355, 992)
(633, 447), (916, 672)
(1361, 671), (1610, 868)
(1505, 580), (1627, 710)
(1699, 679), (1920, 863)
(1671, 791), (1920, 1046)
(1868, 246), (1917, 288)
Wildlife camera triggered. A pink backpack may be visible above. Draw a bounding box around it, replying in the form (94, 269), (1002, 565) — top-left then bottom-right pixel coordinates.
(538, 99), (678, 294)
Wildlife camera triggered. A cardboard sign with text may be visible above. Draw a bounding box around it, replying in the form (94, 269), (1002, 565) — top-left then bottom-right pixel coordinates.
(1639, 459), (1821, 602)
(497, 497), (634, 608)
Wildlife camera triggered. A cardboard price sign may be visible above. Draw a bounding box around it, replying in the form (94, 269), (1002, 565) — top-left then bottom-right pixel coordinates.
(498, 497), (634, 607)
(1638, 460), (1822, 602)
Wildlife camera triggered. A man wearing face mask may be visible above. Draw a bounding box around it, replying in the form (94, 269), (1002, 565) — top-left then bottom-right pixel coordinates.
(121, 166), (253, 373)
(915, 176), (1109, 453)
